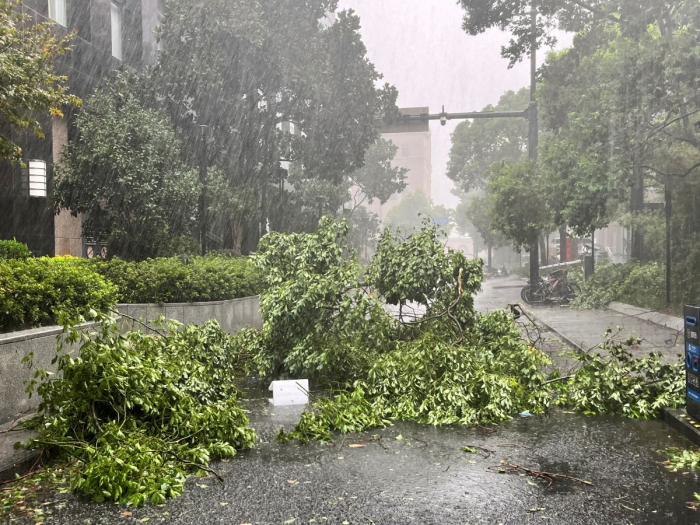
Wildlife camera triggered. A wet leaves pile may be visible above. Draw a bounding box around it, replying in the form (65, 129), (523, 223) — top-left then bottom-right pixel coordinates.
(18, 317), (255, 507)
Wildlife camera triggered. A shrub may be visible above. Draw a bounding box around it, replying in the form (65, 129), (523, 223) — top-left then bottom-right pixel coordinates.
(88, 255), (265, 304)
(0, 239), (31, 260)
(0, 257), (117, 333)
(571, 261), (664, 311)
(24, 316), (256, 506)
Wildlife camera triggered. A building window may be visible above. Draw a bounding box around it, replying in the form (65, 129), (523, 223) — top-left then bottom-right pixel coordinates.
(111, 2), (123, 60)
(48, 0), (67, 26)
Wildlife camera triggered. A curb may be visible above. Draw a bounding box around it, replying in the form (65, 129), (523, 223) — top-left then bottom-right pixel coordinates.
(607, 302), (683, 332)
(519, 304), (584, 351)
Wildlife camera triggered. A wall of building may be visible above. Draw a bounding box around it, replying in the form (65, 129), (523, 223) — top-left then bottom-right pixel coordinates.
(0, 295), (262, 425)
(368, 107), (433, 223)
(0, 1), (162, 256)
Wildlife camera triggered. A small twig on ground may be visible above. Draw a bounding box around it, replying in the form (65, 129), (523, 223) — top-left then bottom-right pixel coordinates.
(490, 460), (592, 489)
(411, 437), (429, 448)
(495, 443), (531, 450)
(0, 455), (46, 488)
(462, 445), (494, 459)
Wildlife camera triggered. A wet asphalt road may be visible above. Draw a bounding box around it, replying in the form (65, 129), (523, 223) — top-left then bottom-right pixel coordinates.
(6, 403), (700, 525)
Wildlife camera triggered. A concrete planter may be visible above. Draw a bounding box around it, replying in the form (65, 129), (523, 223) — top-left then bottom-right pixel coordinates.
(0, 296), (262, 425)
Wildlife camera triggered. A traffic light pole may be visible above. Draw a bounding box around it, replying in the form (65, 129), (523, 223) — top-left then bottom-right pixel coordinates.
(401, 2), (540, 283)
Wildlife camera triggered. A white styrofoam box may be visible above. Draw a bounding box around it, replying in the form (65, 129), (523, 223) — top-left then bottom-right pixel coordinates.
(268, 379), (309, 406)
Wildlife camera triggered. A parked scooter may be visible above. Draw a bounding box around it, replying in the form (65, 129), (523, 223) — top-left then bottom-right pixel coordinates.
(483, 265), (498, 279)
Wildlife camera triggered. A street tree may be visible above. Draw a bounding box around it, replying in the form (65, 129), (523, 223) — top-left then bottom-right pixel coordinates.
(456, 196), (507, 268)
(487, 161), (552, 256)
(0, 0), (80, 163)
(54, 72), (200, 260)
(447, 88), (530, 193)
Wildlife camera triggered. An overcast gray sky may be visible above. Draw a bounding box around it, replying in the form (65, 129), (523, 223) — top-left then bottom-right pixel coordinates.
(337, 0), (573, 209)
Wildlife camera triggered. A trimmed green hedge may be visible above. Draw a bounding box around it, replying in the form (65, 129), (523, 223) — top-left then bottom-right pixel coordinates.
(571, 261), (665, 311)
(88, 256), (264, 304)
(0, 239), (31, 260)
(0, 257), (118, 333)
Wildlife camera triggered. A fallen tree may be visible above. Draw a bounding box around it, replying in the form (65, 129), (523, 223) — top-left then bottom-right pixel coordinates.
(242, 218), (684, 443)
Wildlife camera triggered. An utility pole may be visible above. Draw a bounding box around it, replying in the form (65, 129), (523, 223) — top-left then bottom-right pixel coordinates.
(528, 0), (540, 286)
(199, 125), (209, 256)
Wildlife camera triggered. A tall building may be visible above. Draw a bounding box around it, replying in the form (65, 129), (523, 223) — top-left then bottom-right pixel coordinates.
(1, 0), (162, 256)
(367, 107), (432, 223)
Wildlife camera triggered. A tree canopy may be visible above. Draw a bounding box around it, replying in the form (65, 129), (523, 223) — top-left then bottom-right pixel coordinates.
(150, 0), (399, 251)
(0, 0), (80, 163)
(54, 72), (200, 260)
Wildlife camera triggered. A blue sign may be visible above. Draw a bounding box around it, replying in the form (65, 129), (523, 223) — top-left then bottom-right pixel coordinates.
(433, 217), (450, 226)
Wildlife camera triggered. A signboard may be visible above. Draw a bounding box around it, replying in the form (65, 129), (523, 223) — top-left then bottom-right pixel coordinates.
(100, 246), (108, 259)
(433, 217), (450, 226)
(86, 246), (94, 259)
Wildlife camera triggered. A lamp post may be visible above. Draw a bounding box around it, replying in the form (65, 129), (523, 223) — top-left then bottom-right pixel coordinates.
(199, 125), (209, 256)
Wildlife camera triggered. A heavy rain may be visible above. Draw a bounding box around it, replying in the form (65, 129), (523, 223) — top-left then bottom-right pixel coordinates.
(1, 0), (700, 523)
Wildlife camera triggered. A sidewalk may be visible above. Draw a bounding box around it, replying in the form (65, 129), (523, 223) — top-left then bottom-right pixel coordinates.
(476, 276), (683, 364)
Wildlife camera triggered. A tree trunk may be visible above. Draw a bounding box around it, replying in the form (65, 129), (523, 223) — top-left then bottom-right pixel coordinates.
(559, 224), (568, 263)
(529, 241), (539, 285)
(230, 216), (244, 256)
(630, 165), (645, 261)
(487, 245), (492, 268)
(539, 235), (547, 266)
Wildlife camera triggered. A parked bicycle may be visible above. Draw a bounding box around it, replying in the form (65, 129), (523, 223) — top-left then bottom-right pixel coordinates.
(520, 269), (581, 305)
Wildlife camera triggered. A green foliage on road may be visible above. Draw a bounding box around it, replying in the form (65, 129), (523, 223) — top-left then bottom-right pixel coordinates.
(0, 256), (117, 333)
(554, 334), (684, 417)
(23, 315), (255, 506)
(88, 255), (264, 304)
(256, 220), (684, 444)
(0, 0), (80, 163)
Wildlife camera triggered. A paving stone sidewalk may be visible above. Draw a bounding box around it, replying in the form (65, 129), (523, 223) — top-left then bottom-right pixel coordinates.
(476, 276), (684, 364)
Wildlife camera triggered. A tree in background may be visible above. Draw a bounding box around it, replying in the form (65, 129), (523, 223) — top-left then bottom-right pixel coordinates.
(447, 88), (529, 264)
(383, 191), (450, 233)
(455, 196), (507, 267)
(345, 206), (380, 263)
(0, 0), (80, 163)
(447, 88), (529, 194)
(54, 72), (200, 260)
(487, 161), (552, 257)
(151, 0), (399, 252)
(347, 138), (408, 212)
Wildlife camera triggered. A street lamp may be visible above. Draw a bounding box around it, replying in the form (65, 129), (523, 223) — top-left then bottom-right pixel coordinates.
(27, 160), (48, 198)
